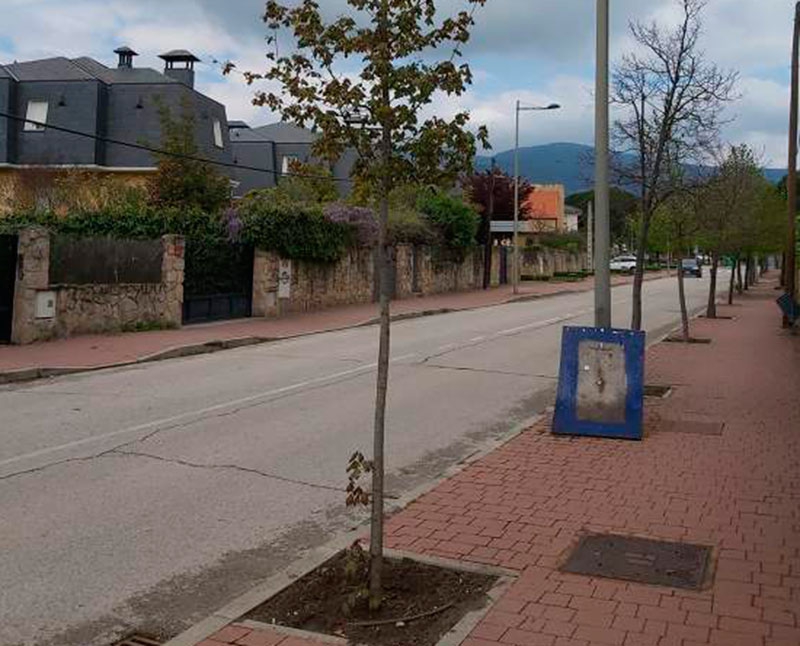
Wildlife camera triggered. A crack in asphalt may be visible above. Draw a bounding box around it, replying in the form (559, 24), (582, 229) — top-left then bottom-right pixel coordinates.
(420, 363), (558, 379)
(0, 444), (363, 497)
(105, 449), (351, 494)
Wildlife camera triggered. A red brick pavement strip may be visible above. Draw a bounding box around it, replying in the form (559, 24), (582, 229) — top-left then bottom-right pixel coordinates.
(384, 278), (800, 646)
(0, 271), (665, 374)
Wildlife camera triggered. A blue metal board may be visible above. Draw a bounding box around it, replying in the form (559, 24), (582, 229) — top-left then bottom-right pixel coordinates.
(552, 326), (645, 440)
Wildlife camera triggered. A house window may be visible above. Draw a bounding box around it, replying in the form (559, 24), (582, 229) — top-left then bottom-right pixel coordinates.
(281, 155), (299, 176)
(24, 100), (48, 131)
(213, 119), (224, 148)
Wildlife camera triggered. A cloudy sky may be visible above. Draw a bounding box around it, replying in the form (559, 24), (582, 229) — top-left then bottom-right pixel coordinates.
(0, 0), (793, 167)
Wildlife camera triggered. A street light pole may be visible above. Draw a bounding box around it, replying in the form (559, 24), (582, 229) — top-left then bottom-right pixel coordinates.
(594, 0), (611, 329)
(513, 100), (521, 294)
(786, 1), (800, 321)
(513, 101), (561, 295)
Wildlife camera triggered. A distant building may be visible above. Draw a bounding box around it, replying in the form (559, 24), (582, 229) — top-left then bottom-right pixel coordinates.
(228, 121), (357, 198)
(564, 205), (581, 232)
(525, 184), (566, 232)
(0, 47), (232, 183)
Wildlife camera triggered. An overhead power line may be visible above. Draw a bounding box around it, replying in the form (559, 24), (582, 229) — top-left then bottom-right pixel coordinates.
(0, 110), (352, 183)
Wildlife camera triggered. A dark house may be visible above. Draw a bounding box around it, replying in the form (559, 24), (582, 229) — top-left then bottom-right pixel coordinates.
(228, 121), (357, 198)
(0, 46), (232, 180)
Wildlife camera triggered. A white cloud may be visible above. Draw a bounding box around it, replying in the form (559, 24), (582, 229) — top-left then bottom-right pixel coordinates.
(1, 0), (794, 168)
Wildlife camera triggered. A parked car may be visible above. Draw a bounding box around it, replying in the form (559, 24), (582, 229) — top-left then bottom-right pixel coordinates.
(610, 255), (637, 273)
(681, 258), (703, 278)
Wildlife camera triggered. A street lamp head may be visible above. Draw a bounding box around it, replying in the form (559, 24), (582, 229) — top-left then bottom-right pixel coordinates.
(546, 103), (561, 110)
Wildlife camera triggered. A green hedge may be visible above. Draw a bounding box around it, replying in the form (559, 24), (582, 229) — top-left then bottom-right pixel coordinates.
(0, 200), (357, 264)
(416, 190), (478, 262)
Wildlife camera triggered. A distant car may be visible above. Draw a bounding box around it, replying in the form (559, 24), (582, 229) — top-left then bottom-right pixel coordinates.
(610, 255), (637, 273)
(681, 258), (703, 278)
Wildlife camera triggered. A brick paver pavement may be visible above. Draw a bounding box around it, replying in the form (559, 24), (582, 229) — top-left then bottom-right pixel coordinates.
(0, 272), (664, 374)
(378, 278), (800, 646)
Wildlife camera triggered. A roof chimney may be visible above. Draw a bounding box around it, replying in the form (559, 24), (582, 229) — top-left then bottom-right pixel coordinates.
(159, 49), (200, 88)
(114, 46), (138, 69)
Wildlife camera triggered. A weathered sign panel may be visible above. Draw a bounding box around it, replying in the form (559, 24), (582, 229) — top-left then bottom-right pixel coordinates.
(553, 326), (645, 440)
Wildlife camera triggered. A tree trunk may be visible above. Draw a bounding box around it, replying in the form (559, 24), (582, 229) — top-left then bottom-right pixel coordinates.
(631, 209), (652, 330)
(369, 4), (391, 610)
(781, 252), (786, 287)
(728, 254), (737, 305)
(706, 253), (718, 318)
(677, 258), (690, 341)
(736, 257), (744, 294)
(744, 256), (751, 290)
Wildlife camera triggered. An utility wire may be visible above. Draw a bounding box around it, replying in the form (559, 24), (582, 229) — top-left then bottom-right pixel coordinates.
(0, 110), (352, 183)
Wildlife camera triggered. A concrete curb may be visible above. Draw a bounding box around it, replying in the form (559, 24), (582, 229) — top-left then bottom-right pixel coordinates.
(160, 412), (544, 646)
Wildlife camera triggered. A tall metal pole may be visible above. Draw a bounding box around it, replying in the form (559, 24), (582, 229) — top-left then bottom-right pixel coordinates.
(594, 0), (611, 328)
(513, 100), (521, 295)
(786, 1), (800, 318)
(587, 200), (594, 272)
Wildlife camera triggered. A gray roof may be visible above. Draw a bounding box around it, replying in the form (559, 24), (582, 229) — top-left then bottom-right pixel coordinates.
(2, 57), (94, 81)
(113, 46), (138, 55)
(0, 55), (181, 85)
(72, 57), (179, 85)
(229, 126), (273, 143)
(252, 122), (317, 144)
(227, 120), (250, 129)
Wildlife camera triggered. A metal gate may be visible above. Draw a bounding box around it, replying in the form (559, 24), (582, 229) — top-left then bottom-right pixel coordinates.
(0, 235), (18, 343)
(499, 246), (509, 285)
(182, 240), (254, 324)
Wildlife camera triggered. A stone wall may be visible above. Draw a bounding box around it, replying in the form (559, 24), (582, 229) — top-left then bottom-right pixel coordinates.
(253, 244), (482, 317)
(11, 228), (183, 344)
(519, 247), (586, 279)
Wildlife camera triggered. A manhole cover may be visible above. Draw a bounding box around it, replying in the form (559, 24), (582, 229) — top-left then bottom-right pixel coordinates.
(561, 534), (711, 589)
(113, 636), (162, 646)
(657, 419), (724, 435)
(644, 384), (673, 398)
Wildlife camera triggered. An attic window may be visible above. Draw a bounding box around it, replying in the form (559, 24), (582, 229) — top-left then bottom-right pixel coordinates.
(24, 101), (48, 131)
(213, 119), (224, 149)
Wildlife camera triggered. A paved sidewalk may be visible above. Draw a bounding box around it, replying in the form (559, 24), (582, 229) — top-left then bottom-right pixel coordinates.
(196, 277), (800, 646)
(0, 271), (664, 376)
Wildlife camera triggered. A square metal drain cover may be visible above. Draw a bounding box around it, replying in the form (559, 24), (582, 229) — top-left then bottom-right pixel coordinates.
(561, 534), (711, 589)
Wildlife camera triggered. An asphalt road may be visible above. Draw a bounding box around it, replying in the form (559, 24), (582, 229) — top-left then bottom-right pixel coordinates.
(0, 273), (726, 646)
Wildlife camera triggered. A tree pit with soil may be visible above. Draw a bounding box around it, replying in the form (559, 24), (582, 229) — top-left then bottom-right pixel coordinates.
(245, 546), (498, 646)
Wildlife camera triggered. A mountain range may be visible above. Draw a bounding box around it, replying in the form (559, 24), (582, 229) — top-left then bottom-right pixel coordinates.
(475, 143), (787, 196)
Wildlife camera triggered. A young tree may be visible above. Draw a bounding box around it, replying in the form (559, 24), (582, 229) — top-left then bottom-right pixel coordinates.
(612, 0), (738, 330)
(697, 145), (762, 317)
(244, 0), (488, 609)
(653, 189), (700, 341)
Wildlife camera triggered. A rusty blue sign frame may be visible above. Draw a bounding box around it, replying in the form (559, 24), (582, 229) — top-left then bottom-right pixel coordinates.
(552, 326), (645, 440)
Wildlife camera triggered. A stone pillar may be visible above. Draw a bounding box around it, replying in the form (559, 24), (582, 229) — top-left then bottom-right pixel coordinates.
(252, 248), (280, 317)
(161, 234), (185, 328)
(490, 246), (500, 287)
(11, 227), (54, 344)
